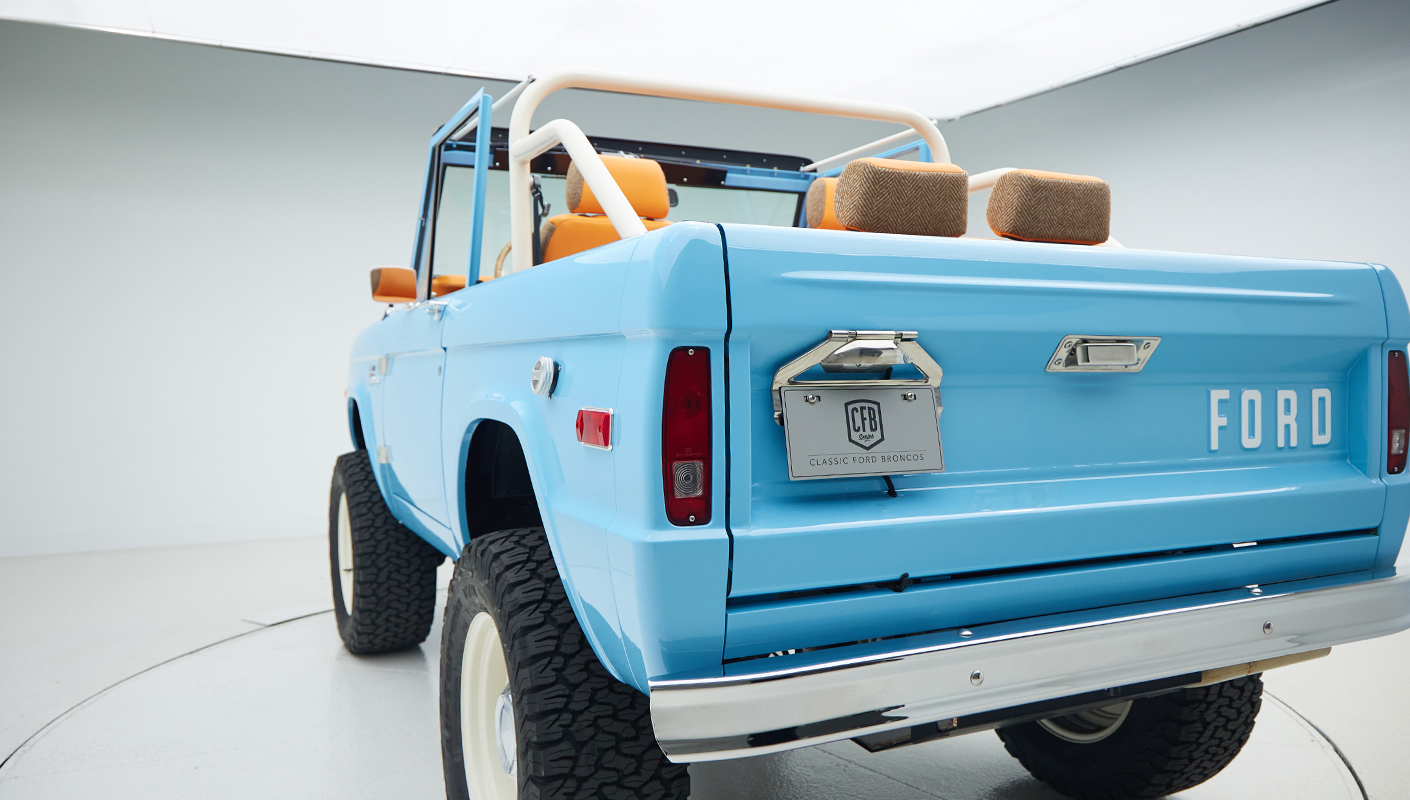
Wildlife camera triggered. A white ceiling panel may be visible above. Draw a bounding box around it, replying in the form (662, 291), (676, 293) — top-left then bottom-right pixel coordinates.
(0, 0), (1320, 119)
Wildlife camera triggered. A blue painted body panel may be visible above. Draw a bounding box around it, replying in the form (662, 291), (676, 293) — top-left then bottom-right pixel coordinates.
(428, 224), (731, 690)
(344, 99), (1407, 686)
(718, 225), (1399, 657)
(379, 308), (452, 542)
(1372, 265), (1410, 569)
(346, 323), (387, 498)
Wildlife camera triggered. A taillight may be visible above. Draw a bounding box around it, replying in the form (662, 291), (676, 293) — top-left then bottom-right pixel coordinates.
(662, 347), (711, 525)
(1389, 350), (1409, 474)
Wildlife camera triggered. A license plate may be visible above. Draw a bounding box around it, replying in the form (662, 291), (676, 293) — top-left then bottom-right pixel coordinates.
(780, 386), (944, 480)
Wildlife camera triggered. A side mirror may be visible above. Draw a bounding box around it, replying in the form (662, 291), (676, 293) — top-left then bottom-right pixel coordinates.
(370, 268), (416, 303)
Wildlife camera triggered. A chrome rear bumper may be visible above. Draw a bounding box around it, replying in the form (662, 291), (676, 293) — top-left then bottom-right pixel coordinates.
(649, 570), (1410, 762)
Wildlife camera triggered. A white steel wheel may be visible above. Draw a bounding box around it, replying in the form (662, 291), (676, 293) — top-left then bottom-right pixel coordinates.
(336, 493), (354, 614)
(1037, 700), (1133, 743)
(461, 611), (517, 800)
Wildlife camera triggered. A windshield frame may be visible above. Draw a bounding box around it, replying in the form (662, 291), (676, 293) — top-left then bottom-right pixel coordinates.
(444, 127), (812, 226)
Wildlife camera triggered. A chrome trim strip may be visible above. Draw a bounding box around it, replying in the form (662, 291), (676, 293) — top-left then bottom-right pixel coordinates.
(654, 588), (1269, 690)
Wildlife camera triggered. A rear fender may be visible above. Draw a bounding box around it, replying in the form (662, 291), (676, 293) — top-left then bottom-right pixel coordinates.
(439, 238), (644, 690)
(437, 224), (733, 692)
(446, 398), (641, 688)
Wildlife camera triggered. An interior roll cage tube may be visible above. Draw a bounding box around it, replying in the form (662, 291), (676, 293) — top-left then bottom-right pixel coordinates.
(803, 128), (940, 176)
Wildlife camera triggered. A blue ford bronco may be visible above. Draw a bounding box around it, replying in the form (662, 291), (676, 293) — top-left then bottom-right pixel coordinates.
(329, 72), (1410, 800)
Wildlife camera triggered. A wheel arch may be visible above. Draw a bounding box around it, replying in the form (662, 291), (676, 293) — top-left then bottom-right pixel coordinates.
(451, 407), (640, 690)
(458, 418), (542, 542)
(347, 398), (369, 451)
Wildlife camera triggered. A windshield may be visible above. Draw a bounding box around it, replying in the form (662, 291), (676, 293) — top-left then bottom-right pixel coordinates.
(430, 166), (801, 282)
(666, 184), (798, 227)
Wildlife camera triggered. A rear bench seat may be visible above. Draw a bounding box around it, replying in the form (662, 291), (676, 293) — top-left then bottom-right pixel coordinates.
(540, 154), (672, 262)
(811, 159), (1111, 247)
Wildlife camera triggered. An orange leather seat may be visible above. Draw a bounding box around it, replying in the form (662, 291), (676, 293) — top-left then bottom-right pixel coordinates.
(541, 215), (672, 262)
(431, 274), (467, 296)
(541, 155), (672, 262)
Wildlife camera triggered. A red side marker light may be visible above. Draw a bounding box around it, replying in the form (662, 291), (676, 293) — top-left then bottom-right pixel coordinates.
(577, 408), (612, 450)
(663, 347), (711, 526)
(1389, 351), (1408, 474)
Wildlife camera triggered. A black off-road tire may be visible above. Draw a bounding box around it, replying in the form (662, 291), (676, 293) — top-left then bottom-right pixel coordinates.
(440, 526), (689, 800)
(329, 449), (444, 654)
(997, 675), (1263, 799)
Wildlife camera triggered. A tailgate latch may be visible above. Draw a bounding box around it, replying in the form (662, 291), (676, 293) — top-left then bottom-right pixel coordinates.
(771, 330), (943, 425)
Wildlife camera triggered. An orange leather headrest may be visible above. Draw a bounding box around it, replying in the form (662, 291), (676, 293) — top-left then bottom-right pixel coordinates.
(566, 155), (670, 220)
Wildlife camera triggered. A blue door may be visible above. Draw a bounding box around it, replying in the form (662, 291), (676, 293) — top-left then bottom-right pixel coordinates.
(378, 89), (492, 552)
(380, 304), (450, 534)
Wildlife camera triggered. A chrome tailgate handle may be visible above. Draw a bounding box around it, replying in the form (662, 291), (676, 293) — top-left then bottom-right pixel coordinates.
(1047, 335), (1160, 373)
(771, 330), (943, 424)
(1079, 342), (1138, 366)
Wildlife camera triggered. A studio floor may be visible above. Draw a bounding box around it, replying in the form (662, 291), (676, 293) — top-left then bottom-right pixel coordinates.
(1, 538), (1407, 799)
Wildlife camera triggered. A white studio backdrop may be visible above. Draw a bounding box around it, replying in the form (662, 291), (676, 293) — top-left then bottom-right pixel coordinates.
(2, 0), (1408, 557)
(0, 0), (1321, 119)
(0, 20), (902, 558)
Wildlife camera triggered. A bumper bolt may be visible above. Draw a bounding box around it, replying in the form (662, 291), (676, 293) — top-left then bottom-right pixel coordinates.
(970, 671), (984, 686)
(1263, 621), (1274, 635)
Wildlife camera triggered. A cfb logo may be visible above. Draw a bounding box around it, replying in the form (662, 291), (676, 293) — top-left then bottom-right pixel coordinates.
(1209, 388), (1332, 451)
(844, 399), (884, 451)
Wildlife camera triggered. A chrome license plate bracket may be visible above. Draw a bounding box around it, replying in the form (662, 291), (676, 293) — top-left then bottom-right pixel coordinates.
(780, 386), (943, 480)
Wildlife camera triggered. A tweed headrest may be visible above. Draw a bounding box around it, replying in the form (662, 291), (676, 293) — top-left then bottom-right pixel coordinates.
(986, 169), (1110, 245)
(833, 158), (968, 237)
(805, 177), (845, 230)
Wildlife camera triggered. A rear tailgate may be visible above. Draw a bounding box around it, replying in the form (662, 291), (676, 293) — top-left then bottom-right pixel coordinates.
(720, 225), (1388, 657)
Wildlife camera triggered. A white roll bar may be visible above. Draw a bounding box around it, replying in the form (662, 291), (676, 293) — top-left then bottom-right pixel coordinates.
(802, 129), (935, 175)
(967, 167), (1016, 193)
(506, 70), (953, 274)
(510, 119), (648, 241)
